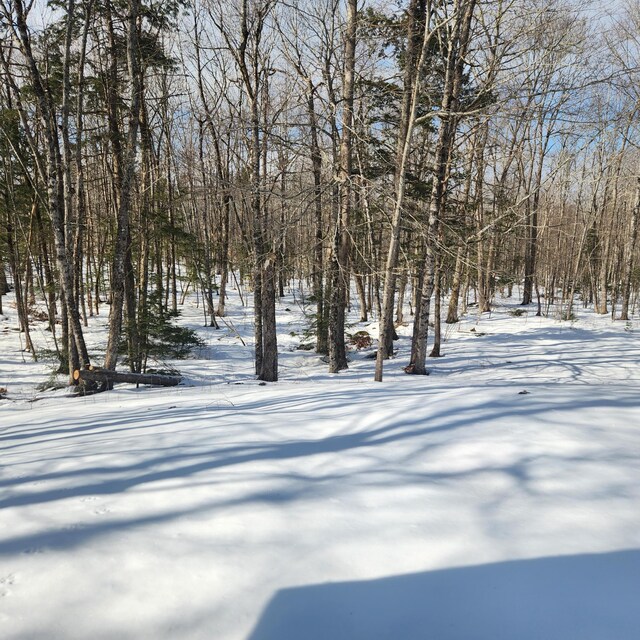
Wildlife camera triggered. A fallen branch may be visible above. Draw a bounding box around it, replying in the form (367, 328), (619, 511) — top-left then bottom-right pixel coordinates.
(73, 368), (181, 387)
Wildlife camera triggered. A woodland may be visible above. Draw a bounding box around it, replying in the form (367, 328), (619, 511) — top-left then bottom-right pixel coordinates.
(3, 4), (640, 637)
(1, 0), (639, 386)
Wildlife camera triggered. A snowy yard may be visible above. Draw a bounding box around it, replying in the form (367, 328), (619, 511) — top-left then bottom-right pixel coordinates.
(2, 291), (640, 639)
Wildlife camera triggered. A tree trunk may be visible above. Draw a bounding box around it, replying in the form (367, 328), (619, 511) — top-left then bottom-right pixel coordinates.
(104, 0), (142, 371)
(429, 262), (442, 358)
(8, 0), (91, 378)
(74, 368), (181, 387)
(446, 246), (464, 323)
(328, 0), (357, 374)
(259, 253), (278, 381)
(375, 0), (429, 381)
(307, 81), (328, 354)
(621, 176), (640, 320)
(409, 0), (477, 375)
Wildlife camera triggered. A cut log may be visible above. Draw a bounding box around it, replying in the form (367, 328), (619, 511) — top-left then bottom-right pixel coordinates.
(73, 368), (181, 387)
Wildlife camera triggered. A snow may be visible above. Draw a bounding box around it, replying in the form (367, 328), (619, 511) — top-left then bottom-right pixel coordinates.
(1, 289), (640, 639)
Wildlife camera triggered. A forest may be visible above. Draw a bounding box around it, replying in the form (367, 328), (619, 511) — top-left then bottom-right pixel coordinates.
(3, 3), (640, 638)
(1, 0), (638, 386)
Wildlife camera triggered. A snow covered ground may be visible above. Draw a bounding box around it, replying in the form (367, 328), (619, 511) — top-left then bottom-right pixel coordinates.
(1, 286), (640, 639)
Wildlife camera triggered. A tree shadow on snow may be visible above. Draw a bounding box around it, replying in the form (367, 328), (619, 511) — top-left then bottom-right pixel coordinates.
(1, 386), (638, 506)
(247, 549), (640, 640)
(422, 326), (640, 383)
(0, 384), (638, 556)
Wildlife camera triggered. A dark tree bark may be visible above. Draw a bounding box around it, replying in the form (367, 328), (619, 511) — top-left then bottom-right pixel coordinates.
(409, 0), (477, 375)
(74, 368), (181, 387)
(446, 246), (464, 324)
(104, 0), (143, 371)
(328, 0), (357, 373)
(259, 253), (278, 381)
(4, 0), (91, 378)
(375, 0), (429, 381)
(621, 175), (640, 320)
(308, 81), (328, 354)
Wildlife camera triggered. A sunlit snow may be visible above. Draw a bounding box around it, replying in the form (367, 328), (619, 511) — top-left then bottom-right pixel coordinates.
(1, 286), (639, 639)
